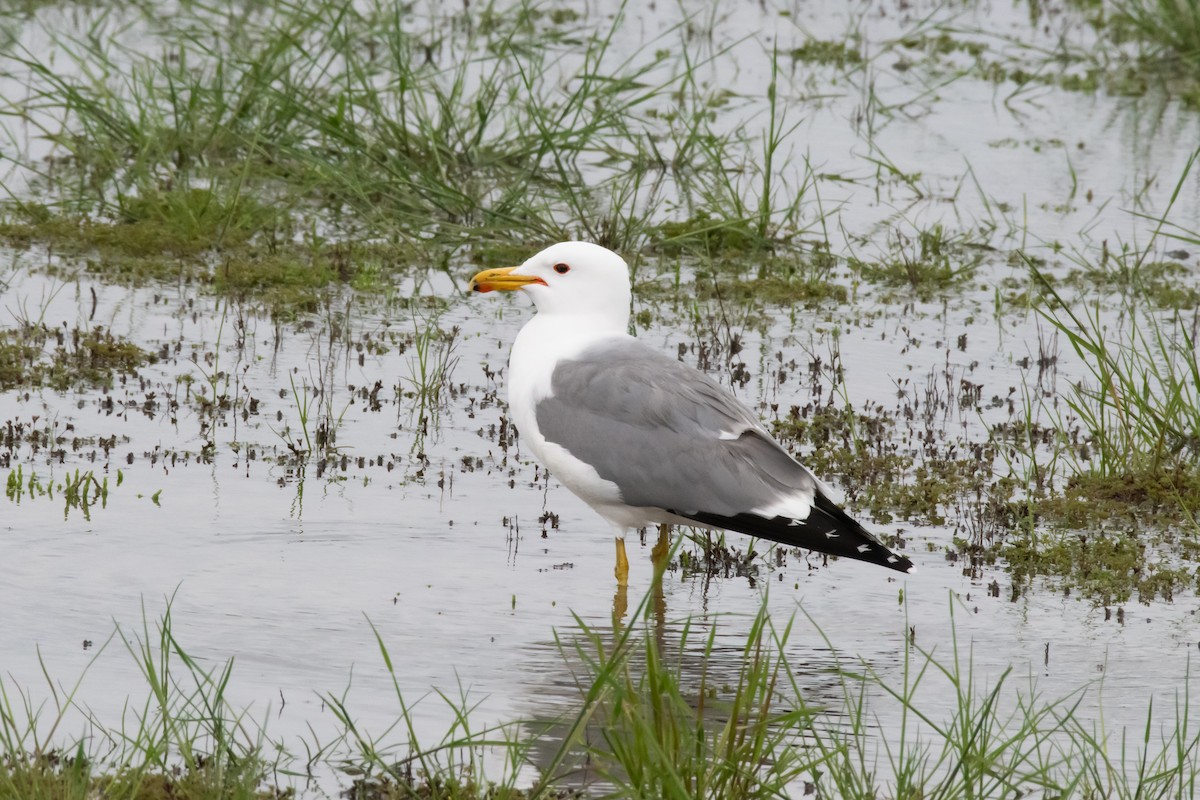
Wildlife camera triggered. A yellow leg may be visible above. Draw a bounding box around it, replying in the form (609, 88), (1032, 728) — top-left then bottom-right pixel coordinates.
(614, 536), (630, 586)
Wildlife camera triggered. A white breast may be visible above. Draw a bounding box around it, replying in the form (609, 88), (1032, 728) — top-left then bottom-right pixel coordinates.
(507, 314), (629, 516)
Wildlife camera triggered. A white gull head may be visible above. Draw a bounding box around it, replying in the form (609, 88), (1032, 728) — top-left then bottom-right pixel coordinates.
(472, 241), (631, 331)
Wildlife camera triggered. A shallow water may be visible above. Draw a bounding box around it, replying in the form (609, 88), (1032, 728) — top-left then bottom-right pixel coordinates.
(3, 251), (1197, 791)
(2, 0), (1200, 795)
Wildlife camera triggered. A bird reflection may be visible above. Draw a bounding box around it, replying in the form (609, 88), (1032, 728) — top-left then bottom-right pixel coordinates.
(524, 540), (892, 794)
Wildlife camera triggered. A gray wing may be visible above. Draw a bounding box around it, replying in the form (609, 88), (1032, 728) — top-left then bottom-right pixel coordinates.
(535, 339), (815, 517)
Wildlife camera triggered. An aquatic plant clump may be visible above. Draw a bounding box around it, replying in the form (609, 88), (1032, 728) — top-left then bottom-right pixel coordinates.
(0, 325), (153, 392)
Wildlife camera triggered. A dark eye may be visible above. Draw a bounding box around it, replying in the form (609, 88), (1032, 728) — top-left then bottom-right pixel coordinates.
(553, 263), (570, 274)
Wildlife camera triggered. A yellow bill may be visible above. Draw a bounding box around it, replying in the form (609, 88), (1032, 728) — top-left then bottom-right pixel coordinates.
(468, 266), (546, 293)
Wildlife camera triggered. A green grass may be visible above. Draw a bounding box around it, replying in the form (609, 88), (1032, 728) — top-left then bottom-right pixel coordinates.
(1, 0), (1199, 713)
(1, 0), (1194, 303)
(758, 316), (1200, 602)
(771, 401), (1007, 529)
(995, 272), (1200, 601)
(560, 603), (820, 797)
(0, 0), (837, 307)
(1064, 252), (1200, 310)
(0, 602), (281, 799)
(879, 5), (1200, 108)
(952, 151), (1200, 601)
(1, 0), (1187, 318)
(1113, 0), (1200, 65)
(1035, 284), (1200, 478)
(1025, 149), (1200, 482)
(2, 589), (1199, 798)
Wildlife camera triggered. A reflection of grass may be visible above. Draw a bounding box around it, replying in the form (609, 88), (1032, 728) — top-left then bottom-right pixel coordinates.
(1004, 494), (1199, 604)
(659, 247), (846, 308)
(1065, 254), (1200, 309)
(4, 593), (1199, 797)
(791, 39), (863, 67)
(4, 464), (115, 521)
(0, 331), (40, 390)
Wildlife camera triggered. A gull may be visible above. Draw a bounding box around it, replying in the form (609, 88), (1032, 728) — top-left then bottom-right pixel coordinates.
(469, 242), (915, 583)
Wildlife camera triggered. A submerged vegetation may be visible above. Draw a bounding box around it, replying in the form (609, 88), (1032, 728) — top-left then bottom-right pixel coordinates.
(0, 324), (152, 391)
(852, 225), (986, 298)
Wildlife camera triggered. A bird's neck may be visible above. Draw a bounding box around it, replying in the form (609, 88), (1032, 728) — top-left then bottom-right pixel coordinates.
(509, 313), (629, 406)
(535, 309), (629, 336)
(515, 313), (629, 361)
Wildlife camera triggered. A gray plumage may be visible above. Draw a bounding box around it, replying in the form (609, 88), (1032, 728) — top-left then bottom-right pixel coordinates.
(536, 339), (816, 517)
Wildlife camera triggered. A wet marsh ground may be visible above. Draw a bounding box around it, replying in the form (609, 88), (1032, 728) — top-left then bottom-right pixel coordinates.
(2, 0), (1200, 796)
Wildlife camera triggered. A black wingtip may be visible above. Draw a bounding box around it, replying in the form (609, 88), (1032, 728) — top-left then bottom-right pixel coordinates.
(674, 492), (914, 574)
(812, 490), (915, 573)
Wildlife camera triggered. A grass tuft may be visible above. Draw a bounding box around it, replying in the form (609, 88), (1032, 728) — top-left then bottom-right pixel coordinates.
(1113, 0), (1200, 65)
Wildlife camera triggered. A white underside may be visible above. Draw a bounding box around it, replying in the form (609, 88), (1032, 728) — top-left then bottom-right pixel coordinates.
(508, 313), (637, 530)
